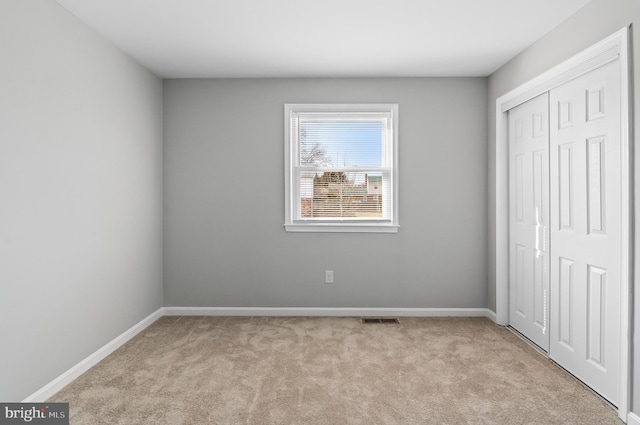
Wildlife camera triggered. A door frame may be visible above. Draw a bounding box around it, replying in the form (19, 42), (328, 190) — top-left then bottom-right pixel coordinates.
(495, 27), (631, 421)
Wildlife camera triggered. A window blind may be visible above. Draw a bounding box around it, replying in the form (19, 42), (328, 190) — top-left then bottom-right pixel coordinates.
(292, 112), (393, 221)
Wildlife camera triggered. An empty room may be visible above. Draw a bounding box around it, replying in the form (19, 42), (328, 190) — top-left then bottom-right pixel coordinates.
(1, 0), (639, 423)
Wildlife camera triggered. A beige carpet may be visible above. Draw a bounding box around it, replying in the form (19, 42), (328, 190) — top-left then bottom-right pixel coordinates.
(49, 316), (622, 424)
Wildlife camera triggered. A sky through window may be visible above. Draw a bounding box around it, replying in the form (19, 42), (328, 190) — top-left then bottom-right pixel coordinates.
(300, 121), (382, 168)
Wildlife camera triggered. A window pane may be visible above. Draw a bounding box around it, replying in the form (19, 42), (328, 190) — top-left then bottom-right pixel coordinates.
(299, 121), (382, 167)
(300, 171), (385, 219)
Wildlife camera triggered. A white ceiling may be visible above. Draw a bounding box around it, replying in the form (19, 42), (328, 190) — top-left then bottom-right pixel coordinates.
(56, 0), (592, 78)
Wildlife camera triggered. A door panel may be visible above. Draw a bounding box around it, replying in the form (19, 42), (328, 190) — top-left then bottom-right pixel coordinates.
(558, 257), (574, 350)
(549, 60), (621, 405)
(508, 93), (550, 351)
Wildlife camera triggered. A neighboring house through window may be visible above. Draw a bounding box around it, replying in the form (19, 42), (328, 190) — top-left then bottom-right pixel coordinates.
(284, 104), (399, 233)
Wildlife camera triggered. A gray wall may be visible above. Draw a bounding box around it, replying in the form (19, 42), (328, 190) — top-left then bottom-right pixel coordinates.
(486, 0), (639, 412)
(164, 78), (487, 309)
(0, 0), (164, 401)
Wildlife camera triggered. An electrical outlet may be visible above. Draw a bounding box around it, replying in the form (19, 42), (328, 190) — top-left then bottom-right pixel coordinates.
(325, 270), (334, 284)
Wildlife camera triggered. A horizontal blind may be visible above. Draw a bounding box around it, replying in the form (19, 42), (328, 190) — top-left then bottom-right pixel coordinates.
(298, 171), (388, 219)
(294, 113), (392, 221)
(300, 120), (383, 167)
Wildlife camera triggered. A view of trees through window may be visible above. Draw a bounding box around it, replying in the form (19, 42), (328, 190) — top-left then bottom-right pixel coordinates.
(298, 121), (384, 219)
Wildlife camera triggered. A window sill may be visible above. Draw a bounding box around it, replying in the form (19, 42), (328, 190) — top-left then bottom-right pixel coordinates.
(284, 223), (399, 233)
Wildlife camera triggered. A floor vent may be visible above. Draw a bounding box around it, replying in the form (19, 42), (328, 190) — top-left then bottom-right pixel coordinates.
(361, 318), (400, 324)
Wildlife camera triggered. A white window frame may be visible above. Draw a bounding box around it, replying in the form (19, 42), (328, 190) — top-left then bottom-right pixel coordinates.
(284, 103), (399, 233)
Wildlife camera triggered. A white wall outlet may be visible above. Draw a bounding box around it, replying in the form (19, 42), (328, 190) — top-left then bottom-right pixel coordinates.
(325, 270), (334, 284)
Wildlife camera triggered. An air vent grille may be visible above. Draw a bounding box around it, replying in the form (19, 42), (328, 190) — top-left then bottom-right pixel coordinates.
(361, 318), (400, 324)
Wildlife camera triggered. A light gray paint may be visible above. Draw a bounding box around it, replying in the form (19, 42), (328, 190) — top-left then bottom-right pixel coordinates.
(55, 0), (592, 78)
(164, 78), (488, 309)
(487, 0), (639, 412)
(0, 0), (163, 401)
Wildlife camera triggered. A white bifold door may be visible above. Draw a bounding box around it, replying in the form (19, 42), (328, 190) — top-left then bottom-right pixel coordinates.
(548, 60), (621, 404)
(509, 60), (621, 406)
(508, 92), (550, 352)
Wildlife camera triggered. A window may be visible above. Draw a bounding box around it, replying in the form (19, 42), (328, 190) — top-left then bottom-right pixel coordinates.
(284, 104), (399, 233)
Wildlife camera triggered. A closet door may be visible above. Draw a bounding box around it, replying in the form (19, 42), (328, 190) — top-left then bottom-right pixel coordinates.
(508, 93), (550, 352)
(549, 60), (621, 405)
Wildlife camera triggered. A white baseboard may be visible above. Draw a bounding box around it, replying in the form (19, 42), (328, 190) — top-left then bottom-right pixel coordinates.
(163, 306), (497, 320)
(485, 309), (497, 323)
(25, 306), (495, 401)
(627, 412), (640, 425)
(23, 308), (164, 402)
